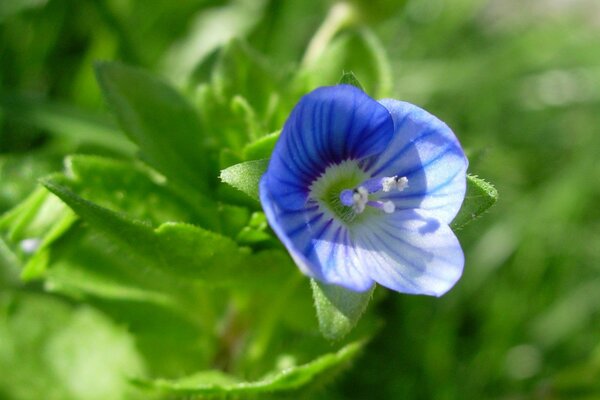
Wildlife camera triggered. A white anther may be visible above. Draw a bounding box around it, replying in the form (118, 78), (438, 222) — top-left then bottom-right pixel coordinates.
(351, 186), (369, 213)
(396, 176), (408, 191)
(382, 176), (408, 192)
(382, 201), (396, 214)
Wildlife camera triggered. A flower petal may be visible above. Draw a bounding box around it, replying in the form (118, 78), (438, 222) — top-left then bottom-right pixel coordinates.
(260, 176), (374, 291)
(366, 99), (468, 224)
(352, 209), (464, 296)
(264, 85), (394, 210)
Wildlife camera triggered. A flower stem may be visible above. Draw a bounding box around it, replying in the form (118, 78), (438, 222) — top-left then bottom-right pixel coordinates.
(244, 273), (303, 367)
(301, 2), (358, 68)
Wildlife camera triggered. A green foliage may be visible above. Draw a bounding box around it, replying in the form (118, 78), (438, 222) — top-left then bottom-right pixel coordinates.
(219, 129), (497, 343)
(4, 0), (597, 399)
(451, 175), (498, 230)
(311, 280), (374, 341)
(301, 28), (392, 98)
(133, 340), (365, 399)
(338, 71), (365, 90)
(95, 62), (212, 192)
(0, 96), (134, 155)
(243, 131), (280, 160)
(0, 292), (145, 400)
(220, 159), (269, 202)
(41, 177), (283, 286)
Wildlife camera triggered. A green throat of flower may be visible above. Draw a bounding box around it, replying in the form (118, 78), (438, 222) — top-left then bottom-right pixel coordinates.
(309, 160), (372, 225)
(309, 160), (408, 225)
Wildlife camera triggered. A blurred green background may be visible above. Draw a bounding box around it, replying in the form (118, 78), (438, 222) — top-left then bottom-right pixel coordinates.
(1, 0), (600, 399)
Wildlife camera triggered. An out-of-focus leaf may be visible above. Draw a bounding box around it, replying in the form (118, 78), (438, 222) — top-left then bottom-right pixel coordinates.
(348, 0), (408, 24)
(243, 130), (279, 160)
(194, 39), (293, 152)
(236, 212), (270, 244)
(212, 39), (286, 122)
(0, 152), (61, 213)
(95, 62), (212, 192)
(531, 279), (600, 348)
(133, 340), (365, 398)
(163, 0), (268, 86)
(451, 175), (498, 230)
(0, 187), (72, 242)
(231, 95), (263, 141)
(301, 28), (392, 98)
(0, 96), (135, 155)
(41, 224), (219, 378)
(196, 85), (265, 152)
(220, 159), (269, 202)
(549, 346), (600, 398)
(0, 0), (47, 21)
(311, 280), (374, 341)
(0, 186), (76, 280)
(0, 292), (145, 400)
(0, 238), (20, 288)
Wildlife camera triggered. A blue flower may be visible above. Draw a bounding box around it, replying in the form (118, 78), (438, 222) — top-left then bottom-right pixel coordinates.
(259, 85), (468, 296)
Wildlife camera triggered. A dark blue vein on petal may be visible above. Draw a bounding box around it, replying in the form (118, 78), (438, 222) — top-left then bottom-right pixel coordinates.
(360, 232), (423, 292)
(369, 128), (440, 177)
(325, 226), (343, 273)
(377, 220), (457, 268)
(286, 212), (324, 238)
(303, 218), (334, 259)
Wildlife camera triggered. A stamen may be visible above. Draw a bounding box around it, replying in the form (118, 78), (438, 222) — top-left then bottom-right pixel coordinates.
(339, 176), (407, 215)
(368, 200), (396, 214)
(382, 176), (408, 192)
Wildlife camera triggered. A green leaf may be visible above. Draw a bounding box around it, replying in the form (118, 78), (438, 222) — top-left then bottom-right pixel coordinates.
(220, 159), (269, 201)
(41, 178), (285, 286)
(301, 28), (392, 98)
(0, 292), (145, 400)
(95, 62), (212, 192)
(0, 96), (135, 155)
(194, 40), (294, 152)
(133, 340), (365, 398)
(63, 155), (219, 230)
(243, 130), (280, 160)
(236, 212), (271, 244)
(338, 71), (364, 90)
(0, 151), (62, 213)
(0, 186), (76, 280)
(212, 39), (285, 121)
(0, 0), (47, 21)
(451, 174), (498, 230)
(41, 225), (220, 377)
(163, 2), (267, 86)
(311, 280), (374, 341)
(231, 95), (263, 141)
(0, 238), (20, 289)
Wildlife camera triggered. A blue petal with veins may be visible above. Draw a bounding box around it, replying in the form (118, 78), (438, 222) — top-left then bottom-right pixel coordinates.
(260, 85), (468, 295)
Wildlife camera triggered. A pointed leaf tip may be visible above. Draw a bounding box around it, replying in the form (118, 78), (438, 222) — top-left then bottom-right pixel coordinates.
(338, 71), (365, 91)
(311, 279), (374, 341)
(451, 174), (498, 230)
(219, 159), (269, 201)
